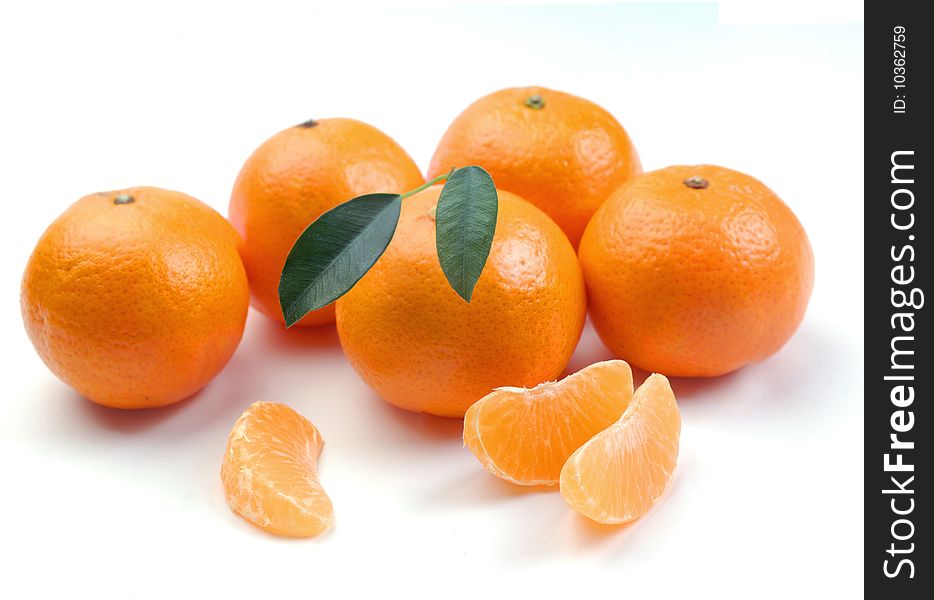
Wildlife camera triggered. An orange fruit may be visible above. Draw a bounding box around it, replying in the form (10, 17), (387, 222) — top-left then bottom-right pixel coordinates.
(560, 373), (681, 524)
(220, 401), (333, 538)
(464, 360), (633, 486)
(427, 86), (641, 246)
(229, 118), (424, 327)
(21, 187), (249, 409)
(335, 185), (587, 418)
(579, 165), (814, 377)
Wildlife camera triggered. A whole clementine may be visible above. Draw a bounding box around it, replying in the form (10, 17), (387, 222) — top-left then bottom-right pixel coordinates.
(335, 185), (587, 418)
(579, 165), (814, 377)
(229, 118), (424, 327)
(21, 187), (249, 409)
(427, 86), (641, 246)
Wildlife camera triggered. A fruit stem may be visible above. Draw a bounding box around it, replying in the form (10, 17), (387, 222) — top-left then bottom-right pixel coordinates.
(400, 168), (455, 200)
(683, 176), (709, 189)
(297, 119), (318, 128)
(524, 94), (545, 109)
(113, 194), (135, 205)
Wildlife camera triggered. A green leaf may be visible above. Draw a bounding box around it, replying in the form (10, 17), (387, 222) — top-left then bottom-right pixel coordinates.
(435, 166), (498, 302)
(278, 193), (401, 327)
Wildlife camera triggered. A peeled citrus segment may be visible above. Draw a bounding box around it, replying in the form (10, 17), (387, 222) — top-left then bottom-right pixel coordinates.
(463, 360), (633, 486)
(560, 373), (681, 524)
(220, 402), (333, 537)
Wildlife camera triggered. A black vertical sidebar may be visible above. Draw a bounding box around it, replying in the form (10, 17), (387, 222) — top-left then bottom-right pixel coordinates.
(865, 1), (928, 596)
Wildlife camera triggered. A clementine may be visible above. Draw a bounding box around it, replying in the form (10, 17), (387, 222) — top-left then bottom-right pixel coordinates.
(579, 165), (814, 377)
(335, 185), (587, 418)
(21, 187), (249, 408)
(229, 118), (424, 326)
(427, 86), (641, 246)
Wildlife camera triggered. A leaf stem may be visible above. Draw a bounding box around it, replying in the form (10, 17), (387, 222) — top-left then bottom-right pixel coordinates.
(400, 168), (456, 200)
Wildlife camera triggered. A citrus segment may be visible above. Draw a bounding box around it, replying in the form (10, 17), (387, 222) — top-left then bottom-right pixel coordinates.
(464, 360), (633, 485)
(220, 402), (333, 538)
(560, 374), (681, 524)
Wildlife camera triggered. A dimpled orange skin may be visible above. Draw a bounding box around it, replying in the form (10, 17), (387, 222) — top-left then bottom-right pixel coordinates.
(229, 118), (424, 327)
(336, 185), (587, 418)
(427, 86), (641, 247)
(21, 187), (249, 409)
(579, 165), (815, 377)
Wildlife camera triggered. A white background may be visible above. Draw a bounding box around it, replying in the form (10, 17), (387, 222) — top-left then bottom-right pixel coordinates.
(1, 2), (863, 598)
